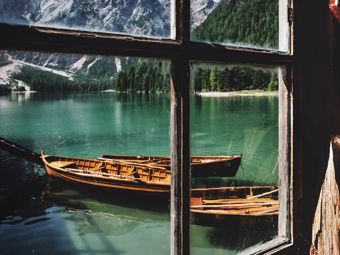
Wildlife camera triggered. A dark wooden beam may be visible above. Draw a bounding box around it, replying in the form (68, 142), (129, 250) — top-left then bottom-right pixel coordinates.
(293, 0), (334, 253)
(170, 56), (190, 255)
(0, 137), (42, 165)
(171, 0), (190, 254)
(0, 23), (292, 65)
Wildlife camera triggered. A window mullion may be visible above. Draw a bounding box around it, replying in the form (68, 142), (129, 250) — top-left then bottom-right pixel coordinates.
(170, 56), (190, 255)
(170, 0), (191, 255)
(175, 0), (190, 43)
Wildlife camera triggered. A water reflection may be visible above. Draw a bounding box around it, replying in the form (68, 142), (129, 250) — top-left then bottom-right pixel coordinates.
(191, 216), (277, 249)
(0, 178), (170, 255)
(191, 95), (278, 187)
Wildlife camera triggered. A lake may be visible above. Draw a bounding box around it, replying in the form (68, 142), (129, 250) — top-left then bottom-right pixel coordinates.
(0, 92), (278, 254)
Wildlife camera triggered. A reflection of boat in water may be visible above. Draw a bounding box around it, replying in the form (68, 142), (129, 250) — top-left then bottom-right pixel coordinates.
(101, 154), (242, 178)
(190, 186), (278, 227)
(190, 187), (279, 250)
(0, 180), (169, 240)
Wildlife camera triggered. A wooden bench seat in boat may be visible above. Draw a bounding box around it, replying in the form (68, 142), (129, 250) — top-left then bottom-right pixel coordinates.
(51, 161), (77, 169)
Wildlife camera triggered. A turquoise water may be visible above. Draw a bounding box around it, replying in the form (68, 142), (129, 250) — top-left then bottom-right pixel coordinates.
(0, 92), (278, 254)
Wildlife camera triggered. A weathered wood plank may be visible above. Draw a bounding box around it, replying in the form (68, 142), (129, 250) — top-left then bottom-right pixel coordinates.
(170, 56), (190, 255)
(0, 23), (292, 65)
(311, 137), (340, 255)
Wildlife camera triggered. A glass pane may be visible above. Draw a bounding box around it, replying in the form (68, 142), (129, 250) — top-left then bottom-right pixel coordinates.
(0, 50), (171, 254)
(0, 0), (173, 38)
(191, 0), (283, 50)
(190, 62), (281, 253)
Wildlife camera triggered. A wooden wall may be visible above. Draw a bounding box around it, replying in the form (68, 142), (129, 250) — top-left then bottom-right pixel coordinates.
(311, 137), (340, 255)
(309, 4), (340, 254)
(291, 0), (340, 254)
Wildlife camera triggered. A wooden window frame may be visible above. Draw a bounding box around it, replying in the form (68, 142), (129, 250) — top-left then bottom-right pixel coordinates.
(4, 0), (333, 254)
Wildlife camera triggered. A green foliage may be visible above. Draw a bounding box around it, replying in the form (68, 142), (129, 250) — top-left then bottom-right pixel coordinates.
(115, 60), (170, 94)
(267, 73), (279, 91)
(192, 0), (279, 48)
(0, 53), (11, 67)
(192, 66), (277, 92)
(0, 84), (11, 94)
(0, 52), (5, 62)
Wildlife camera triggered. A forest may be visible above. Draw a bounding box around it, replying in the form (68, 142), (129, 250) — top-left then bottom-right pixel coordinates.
(116, 61), (170, 93)
(11, 66), (115, 92)
(192, 0), (278, 48)
(9, 61), (170, 93)
(193, 66), (278, 92)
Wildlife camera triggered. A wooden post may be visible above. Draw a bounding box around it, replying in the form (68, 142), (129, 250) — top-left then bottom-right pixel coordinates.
(170, 0), (191, 254)
(311, 137), (340, 254)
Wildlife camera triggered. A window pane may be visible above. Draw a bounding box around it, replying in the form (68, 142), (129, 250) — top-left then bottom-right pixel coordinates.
(191, 0), (284, 50)
(190, 63), (282, 253)
(0, 0), (173, 38)
(0, 51), (171, 254)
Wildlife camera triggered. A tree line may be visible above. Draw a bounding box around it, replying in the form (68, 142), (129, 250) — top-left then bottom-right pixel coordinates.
(116, 61), (170, 93)
(10, 63), (277, 93)
(193, 66), (278, 92)
(11, 66), (115, 92)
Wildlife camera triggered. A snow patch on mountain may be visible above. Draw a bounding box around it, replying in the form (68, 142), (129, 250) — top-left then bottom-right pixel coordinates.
(0, 61), (21, 86)
(16, 59), (73, 79)
(86, 57), (100, 73)
(69, 56), (88, 73)
(37, 0), (74, 24)
(115, 58), (122, 73)
(191, 0), (221, 30)
(0, 53), (73, 88)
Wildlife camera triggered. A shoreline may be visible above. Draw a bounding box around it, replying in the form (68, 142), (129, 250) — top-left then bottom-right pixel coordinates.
(3, 90), (278, 97)
(12, 90), (38, 94)
(195, 90), (278, 97)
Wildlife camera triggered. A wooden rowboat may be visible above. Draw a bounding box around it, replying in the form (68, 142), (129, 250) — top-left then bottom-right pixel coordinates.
(101, 154), (242, 178)
(41, 153), (171, 195)
(190, 186), (278, 226)
(0, 137), (241, 179)
(41, 153), (242, 195)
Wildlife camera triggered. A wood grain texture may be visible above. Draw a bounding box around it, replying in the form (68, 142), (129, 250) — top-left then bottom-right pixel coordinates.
(170, 56), (190, 255)
(311, 137), (340, 255)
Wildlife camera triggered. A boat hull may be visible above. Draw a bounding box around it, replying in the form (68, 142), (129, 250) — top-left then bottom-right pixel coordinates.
(190, 186), (278, 227)
(42, 155), (171, 195)
(190, 156), (241, 177)
(101, 154), (242, 178)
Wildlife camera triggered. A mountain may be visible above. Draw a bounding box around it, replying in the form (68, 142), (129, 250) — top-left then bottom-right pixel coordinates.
(0, 0), (278, 93)
(191, 0), (221, 30)
(0, 0), (170, 37)
(0, 0), (220, 90)
(0, 0), (220, 36)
